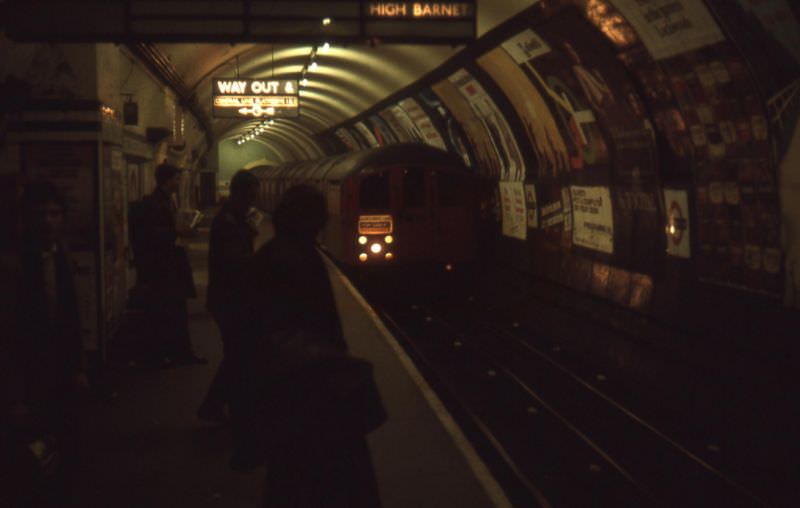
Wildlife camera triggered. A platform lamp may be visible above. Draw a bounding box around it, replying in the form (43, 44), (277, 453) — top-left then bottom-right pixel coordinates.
(122, 94), (138, 126)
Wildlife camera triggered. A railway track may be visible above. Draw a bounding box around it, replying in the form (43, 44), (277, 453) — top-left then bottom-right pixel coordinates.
(353, 270), (772, 508)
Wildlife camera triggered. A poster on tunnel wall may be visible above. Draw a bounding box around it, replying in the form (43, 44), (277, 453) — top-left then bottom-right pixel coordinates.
(389, 103), (426, 144)
(477, 42), (570, 179)
(354, 121), (380, 147)
(379, 107), (414, 143)
(397, 98), (448, 151)
(431, 77), (501, 179)
(610, 0), (725, 60)
(367, 115), (399, 146)
(448, 69), (526, 182)
(571, 186), (614, 254)
(494, 28), (609, 174)
(334, 127), (360, 151)
(538, 12), (661, 268)
(655, 39), (781, 294)
(417, 87), (475, 168)
(499, 181), (527, 240)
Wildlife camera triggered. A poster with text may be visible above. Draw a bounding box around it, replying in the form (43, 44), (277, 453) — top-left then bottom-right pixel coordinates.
(368, 115), (399, 146)
(335, 128), (360, 151)
(497, 28), (608, 173)
(354, 121), (380, 147)
(418, 87), (475, 167)
(389, 103), (426, 144)
(571, 186), (614, 254)
(499, 181), (527, 240)
(432, 77), (500, 179)
(478, 41), (570, 179)
(448, 69), (526, 181)
(398, 98), (448, 151)
(379, 107), (415, 142)
(525, 183), (538, 228)
(611, 0), (725, 60)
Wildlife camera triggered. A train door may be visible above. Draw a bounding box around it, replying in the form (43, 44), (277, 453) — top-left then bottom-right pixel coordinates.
(397, 166), (435, 262)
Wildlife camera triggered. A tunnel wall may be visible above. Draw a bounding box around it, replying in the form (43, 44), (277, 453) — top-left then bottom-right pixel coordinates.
(320, 1), (800, 335)
(0, 38), (210, 359)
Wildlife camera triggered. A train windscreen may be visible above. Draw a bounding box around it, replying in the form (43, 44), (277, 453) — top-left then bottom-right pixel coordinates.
(359, 172), (390, 210)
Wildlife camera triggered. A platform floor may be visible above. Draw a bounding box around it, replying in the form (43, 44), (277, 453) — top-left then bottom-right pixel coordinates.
(74, 224), (507, 507)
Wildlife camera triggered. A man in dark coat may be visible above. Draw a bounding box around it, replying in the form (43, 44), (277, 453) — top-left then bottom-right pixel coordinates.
(135, 163), (205, 366)
(0, 182), (87, 507)
(236, 184), (383, 508)
(198, 170), (259, 423)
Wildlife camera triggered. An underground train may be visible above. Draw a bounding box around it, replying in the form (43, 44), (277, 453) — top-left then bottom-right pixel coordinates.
(248, 143), (479, 268)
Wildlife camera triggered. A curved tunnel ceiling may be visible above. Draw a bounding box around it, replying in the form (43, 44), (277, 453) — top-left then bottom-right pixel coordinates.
(155, 1), (540, 163)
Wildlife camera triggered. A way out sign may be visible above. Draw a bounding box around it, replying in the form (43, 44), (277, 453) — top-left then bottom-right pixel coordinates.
(212, 78), (299, 118)
(664, 189), (690, 258)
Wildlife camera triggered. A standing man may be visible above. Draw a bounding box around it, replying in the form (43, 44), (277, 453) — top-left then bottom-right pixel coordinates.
(136, 163), (205, 366)
(1, 182), (88, 507)
(198, 170), (259, 422)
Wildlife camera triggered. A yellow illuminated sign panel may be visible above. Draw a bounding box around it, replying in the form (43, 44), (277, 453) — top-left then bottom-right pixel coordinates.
(358, 215), (394, 234)
(212, 78), (299, 118)
(366, 2), (474, 18)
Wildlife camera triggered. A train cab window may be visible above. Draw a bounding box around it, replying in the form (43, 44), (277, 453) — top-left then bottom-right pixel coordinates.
(437, 171), (471, 206)
(403, 167), (426, 208)
(359, 172), (390, 210)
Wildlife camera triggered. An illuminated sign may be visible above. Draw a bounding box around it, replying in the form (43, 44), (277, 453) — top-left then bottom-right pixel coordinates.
(366, 2), (474, 18)
(212, 78), (299, 119)
(358, 215), (393, 234)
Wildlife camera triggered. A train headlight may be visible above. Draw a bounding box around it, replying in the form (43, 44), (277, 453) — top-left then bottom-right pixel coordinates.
(385, 252), (394, 261)
(358, 236), (368, 245)
(359, 253), (368, 262)
(370, 243), (382, 254)
(384, 235), (393, 244)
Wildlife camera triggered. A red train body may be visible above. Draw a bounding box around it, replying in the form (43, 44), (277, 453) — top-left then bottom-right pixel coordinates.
(249, 143), (478, 268)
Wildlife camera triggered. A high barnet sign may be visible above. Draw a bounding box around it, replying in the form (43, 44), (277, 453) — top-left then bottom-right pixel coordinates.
(212, 79), (299, 119)
(366, 2), (474, 18)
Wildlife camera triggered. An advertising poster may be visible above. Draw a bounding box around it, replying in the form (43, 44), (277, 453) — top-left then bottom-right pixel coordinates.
(368, 115), (399, 146)
(610, 0), (725, 60)
(22, 142), (97, 250)
(478, 43), (570, 179)
(571, 186), (614, 254)
(664, 188), (691, 258)
(499, 181), (527, 240)
(538, 12), (657, 184)
(497, 28), (608, 172)
(334, 127), (360, 151)
(417, 88), (475, 168)
(389, 103), (426, 144)
(397, 98), (448, 151)
(525, 183), (538, 228)
(432, 78), (499, 179)
(354, 121), (380, 147)
(379, 107), (414, 142)
(448, 69), (526, 181)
